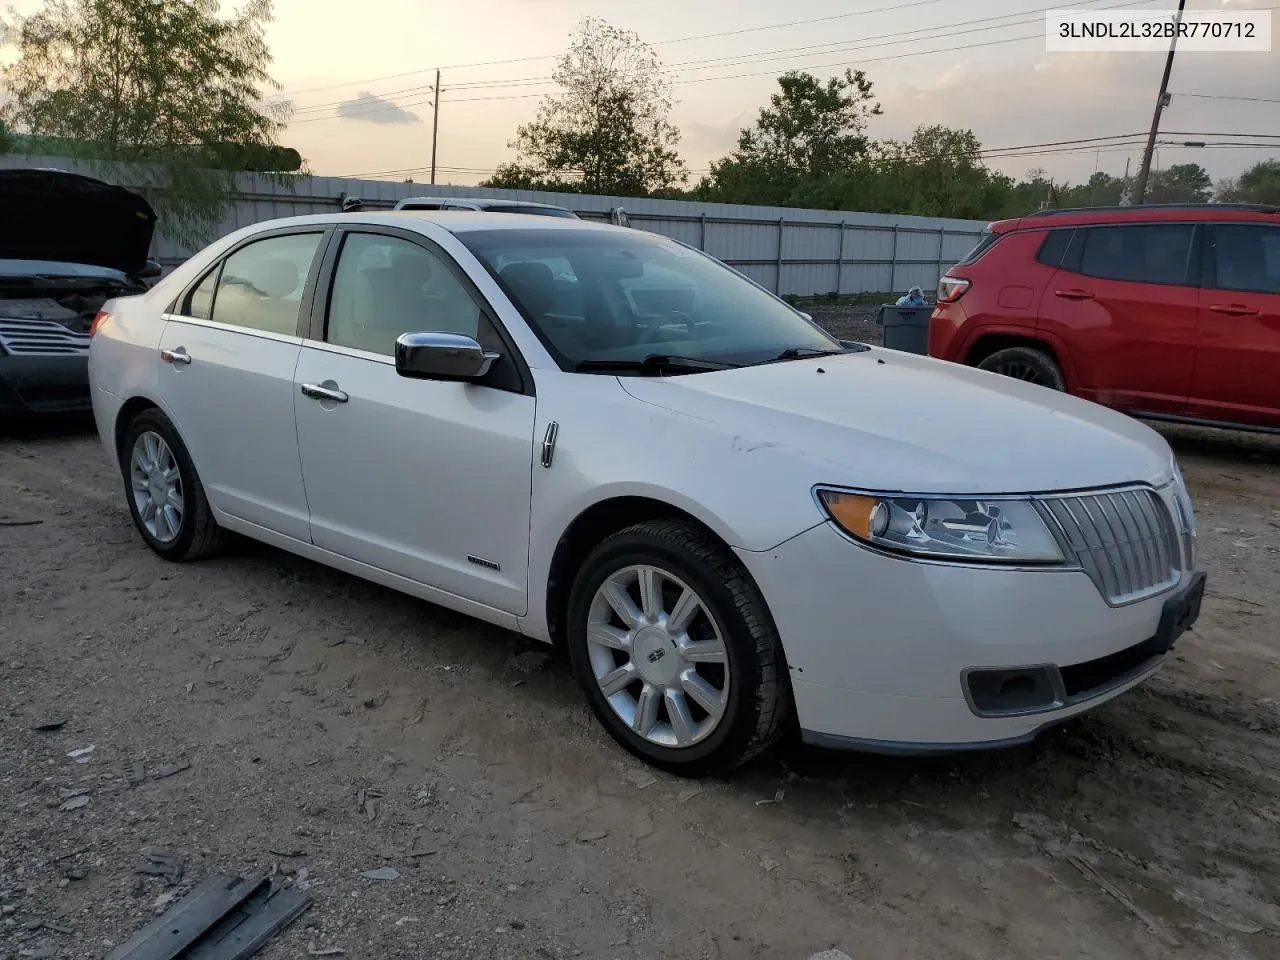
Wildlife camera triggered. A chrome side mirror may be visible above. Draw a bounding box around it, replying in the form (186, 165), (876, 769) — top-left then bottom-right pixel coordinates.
(395, 332), (499, 382)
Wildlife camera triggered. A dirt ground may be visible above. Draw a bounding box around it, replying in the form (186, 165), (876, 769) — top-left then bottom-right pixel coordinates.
(3, 392), (1279, 959)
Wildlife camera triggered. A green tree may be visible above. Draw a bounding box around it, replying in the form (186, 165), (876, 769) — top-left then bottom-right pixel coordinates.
(1145, 162), (1212, 203)
(482, 17), (685, 196)
(1, 0), (292, 247)
(1216, 159), (1280, 205)
(700, 69), (880, 206)
(1059, 171), (1126, 208)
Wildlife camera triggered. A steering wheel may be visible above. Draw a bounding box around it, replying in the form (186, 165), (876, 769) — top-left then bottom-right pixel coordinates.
(642, 311), (695, 344)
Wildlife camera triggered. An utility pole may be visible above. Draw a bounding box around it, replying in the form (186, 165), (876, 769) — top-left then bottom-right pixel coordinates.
(1132, 0), (1187, 204)
(430, 68), (441, 185)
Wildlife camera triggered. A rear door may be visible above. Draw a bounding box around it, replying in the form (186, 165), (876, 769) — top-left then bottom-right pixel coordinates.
(157, 229), (327, 541)
(1189, 222), (1280, 428)
(1037, 222), (1199, 414)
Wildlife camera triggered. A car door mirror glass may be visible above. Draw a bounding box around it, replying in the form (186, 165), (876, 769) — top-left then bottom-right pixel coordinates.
(395, 331), (499, 382)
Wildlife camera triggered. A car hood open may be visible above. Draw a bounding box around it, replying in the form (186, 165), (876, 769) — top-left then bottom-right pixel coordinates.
(618, 347), (1175, 495)
(0, 168), (157, 276)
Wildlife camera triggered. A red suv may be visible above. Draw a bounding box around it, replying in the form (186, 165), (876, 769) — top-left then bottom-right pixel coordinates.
(929, 203), (1280, 432)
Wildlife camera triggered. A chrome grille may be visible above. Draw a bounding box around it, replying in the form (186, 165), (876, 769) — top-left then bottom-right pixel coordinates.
(1037, 488), (1180, 605)
(0, 318), (91, 357)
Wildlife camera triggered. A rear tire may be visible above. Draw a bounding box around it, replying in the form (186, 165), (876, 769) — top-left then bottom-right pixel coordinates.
(976, 346), (1066, 391)
(121, 409), (226, 561)
(566, 520), (789, 777)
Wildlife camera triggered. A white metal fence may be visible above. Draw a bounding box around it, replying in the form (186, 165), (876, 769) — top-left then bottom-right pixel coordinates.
(3, 153), (988, 297)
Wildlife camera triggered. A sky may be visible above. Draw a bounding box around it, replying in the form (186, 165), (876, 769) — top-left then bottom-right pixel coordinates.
(5, 0), (1279, 188)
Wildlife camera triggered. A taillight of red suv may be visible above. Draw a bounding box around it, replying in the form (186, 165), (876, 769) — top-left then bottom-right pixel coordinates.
(937, 276), (971, 303)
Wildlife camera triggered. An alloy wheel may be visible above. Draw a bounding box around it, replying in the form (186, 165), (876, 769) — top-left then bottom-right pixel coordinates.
(992, 360), (1048, 384)
(585, 564), (730, 749)
(130, 430), (184, 543)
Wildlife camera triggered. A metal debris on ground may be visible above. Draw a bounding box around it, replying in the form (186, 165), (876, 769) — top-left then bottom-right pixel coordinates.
(107, 873), (311, 960)
(137, 851), (186, 886)
(0, 517), (43, 526)
(66, 746), (95, 763)
(360, 867), (400, 882)
(150, 760), (192, 781)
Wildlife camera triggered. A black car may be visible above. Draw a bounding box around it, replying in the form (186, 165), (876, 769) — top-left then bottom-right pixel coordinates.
(0, 169), (160, 417)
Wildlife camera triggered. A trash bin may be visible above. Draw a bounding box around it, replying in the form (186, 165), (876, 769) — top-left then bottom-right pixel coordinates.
(877, 305), (934, 355)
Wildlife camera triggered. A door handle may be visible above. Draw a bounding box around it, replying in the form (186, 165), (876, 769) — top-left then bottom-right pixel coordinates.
(300, 382), (349, 403)
(1208, 304), (1259, 317)
(1054, 289), (1096, 301)
(160, 348), (191, 365)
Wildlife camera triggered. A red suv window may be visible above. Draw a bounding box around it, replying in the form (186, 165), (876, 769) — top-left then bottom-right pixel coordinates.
(1073, 223), (1198, 287)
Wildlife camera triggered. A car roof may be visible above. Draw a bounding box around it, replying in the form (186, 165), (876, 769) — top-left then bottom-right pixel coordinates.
(243, 210), (619, 235)
(396, 196), (573, 211)
(990, 203), (1280, 233)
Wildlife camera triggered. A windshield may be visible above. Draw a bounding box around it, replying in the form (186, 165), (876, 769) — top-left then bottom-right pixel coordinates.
(460, 228), (840, 371)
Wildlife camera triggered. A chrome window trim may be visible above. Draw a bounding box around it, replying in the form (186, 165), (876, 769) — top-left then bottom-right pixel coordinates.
(161, 313), (304, 347)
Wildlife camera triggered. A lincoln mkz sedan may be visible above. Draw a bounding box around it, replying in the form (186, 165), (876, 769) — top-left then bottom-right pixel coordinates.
(88, 211), (1206, 775)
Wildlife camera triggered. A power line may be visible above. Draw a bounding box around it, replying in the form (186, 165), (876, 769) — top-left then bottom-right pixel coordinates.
(1171, 93), (1280, 106)
(288, 6), (1144, 125)
(279, 0), (955, 97)
(286, 0), (1155, 116)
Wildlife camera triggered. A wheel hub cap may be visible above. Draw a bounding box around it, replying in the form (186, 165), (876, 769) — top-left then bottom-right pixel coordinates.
(633, 627), (681, 685)
(585, 564), (730, 749)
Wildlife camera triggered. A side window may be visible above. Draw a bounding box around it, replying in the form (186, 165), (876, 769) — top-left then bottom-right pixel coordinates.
(1078, 224), (1195, 286)
(1211, 225), (1280, 295)
(327, 233), (496, 356)
(1035, 229), (1074, 268)
(184, 266), (220, 320)
(209, 233), (324, 336)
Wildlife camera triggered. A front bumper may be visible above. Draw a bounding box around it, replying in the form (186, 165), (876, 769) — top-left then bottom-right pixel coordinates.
(0, 353), (91, 416)
(735, 519), (1200, 751)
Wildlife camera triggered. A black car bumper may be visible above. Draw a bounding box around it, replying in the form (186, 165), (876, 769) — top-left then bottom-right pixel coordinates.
(0, 353), (91, 416)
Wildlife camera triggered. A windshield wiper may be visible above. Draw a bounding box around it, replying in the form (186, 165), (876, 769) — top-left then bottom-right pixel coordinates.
(573, 354), (738, 375)
(754, 346), (851, 365)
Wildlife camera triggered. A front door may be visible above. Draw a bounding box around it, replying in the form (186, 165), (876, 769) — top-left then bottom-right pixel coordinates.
(293, 228), (536, 615)
(157, 230), (327, 541)
(1189, 223), (1280, 429)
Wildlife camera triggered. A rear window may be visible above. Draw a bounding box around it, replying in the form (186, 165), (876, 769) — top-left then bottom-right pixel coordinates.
(956, 230), (1000, 265)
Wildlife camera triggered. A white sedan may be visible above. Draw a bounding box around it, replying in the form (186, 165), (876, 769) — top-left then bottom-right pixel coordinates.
(88, 212), (1206, 775)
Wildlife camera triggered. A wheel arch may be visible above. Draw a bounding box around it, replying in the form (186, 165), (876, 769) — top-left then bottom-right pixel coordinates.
(114, 395), (163, 469)
(964, 333), (1075, 390)
(543, 495), (777, 652)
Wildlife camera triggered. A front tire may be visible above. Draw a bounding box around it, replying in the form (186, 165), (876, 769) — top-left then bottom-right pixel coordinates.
(976, 346), (1066, 391)
(121, 409), (225, 561)
(566, 520), (789, 776)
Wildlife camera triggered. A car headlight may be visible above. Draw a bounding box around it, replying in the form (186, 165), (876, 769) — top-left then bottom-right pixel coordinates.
(816, 489), (1065, 564)
(1171, 460), (1196, 530)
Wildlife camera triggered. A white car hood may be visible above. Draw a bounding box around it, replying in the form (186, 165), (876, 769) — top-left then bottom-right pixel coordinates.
(618, 348), (1174, 494)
